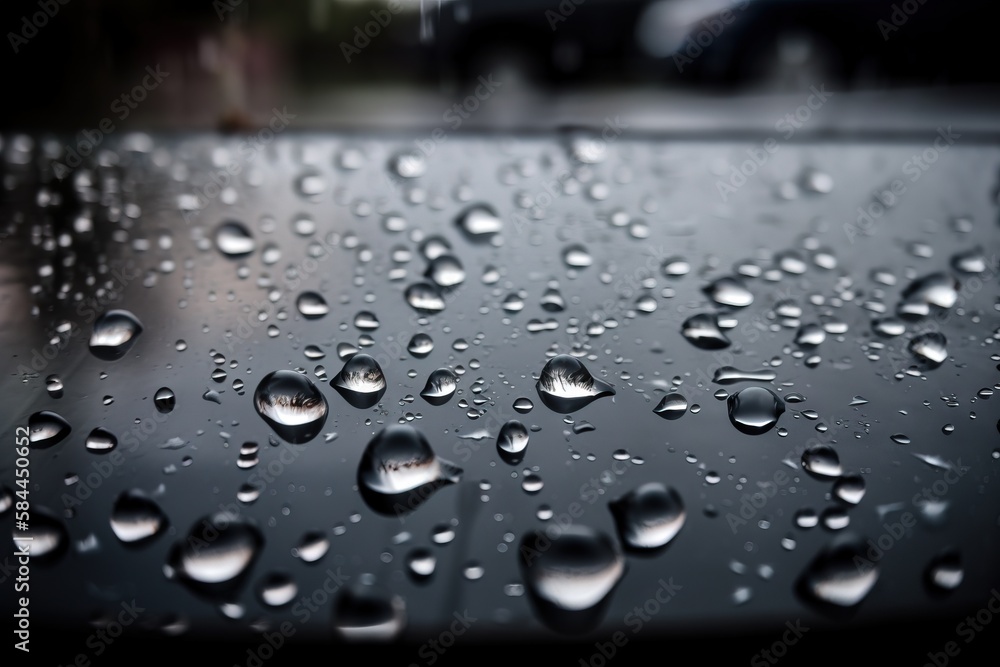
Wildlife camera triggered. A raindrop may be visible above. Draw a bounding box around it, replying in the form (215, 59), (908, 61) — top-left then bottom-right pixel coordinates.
(110, 490), (168, 544)
(727, 387), (785, 435)
(712, 367), (777, 384)
(925, 550), (963, 592)
(332, 581), (406, 641)
(426, 255), (466, 288)
(420, 368), (458, 406)
(253, 370), (328, 443)
(391, 150), (427, 178)
(407, 333), (435, 358)
(295, 531), (330, 563)
(85, 427), (118, 454)
(405, 281), (446, 314)
(296, 292), (329, 319)
(456, 204), (502, 238)
(681, 314), (730, 350)
(833, 474), (866, 505)
(536, 354), (615, 412)
(407, 548), (437, 580)
(801, 445), (842, 479)
(214, 221), (255, 257)
(705, 277), (753, 307)
(513, 397), (534, 414)
(562, 245), (592, 268)
(796, 534), (879, 608)
(89, 310), (143, 361)
(608, 483), (685, 550)
(333, 354), (387, 408)
(909, 332), (947, 367)
(28, 410), (71, 448)
(154, 387), (176, 413)
(497, 420), (529, 464)
(519, 525), (624, 612)
(258, 572), (297, 607)
(168, 513), (263, 585)
(652, 393), (687, 420)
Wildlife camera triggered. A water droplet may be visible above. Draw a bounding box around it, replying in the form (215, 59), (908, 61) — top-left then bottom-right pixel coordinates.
(872, 317), (906, 337)
(519, 525), (625, 612)
(522, 472), (544, 493)
(901, 273), (959, 311)
(681, 314), (730, 350)
(294, 170), (328, 199)
(833, 474), (866, 505)
(407, 548), (436, 580)
(562, 245), (592, 268)
(253, 370), (328, 443)
(426, 255), (466, 288)
(795, 323), (826, 347)
(154, 387), (176, 413)
(357, 425), (462, 516)
(951, 247), (987, 274)
(214, 221), (255, 257)
(801, 445), (842, 479)
(258, 572), (298, 607)
(609, 483), (685, 550)
(14, 510), (68, 561)
(513, 397), (534, 414)
(653, 393), (687, 420)
(497, 420), (529, 464)
(296, 291), (329, 319)
(662, 257), (690, 277)
(796, 534), (879, 608)
(85, 427), (118, 454)
(46, 374), (63, 398)
(890, 433), (911, 445)
(391, 150), (427, 178)
(705, 277), (753, 307)
(909, 332), (948, 367)
(407, 333), (434, 358)
(168, 513), (263, 585)
(333, 354), (387, 409)
(536, 354), (615, 412)
(89, 309), (143, 361)
(28, 410), (71, 448)
(110, 489), (168, 543)
(728, 387), (785, 435)
(405, 281), (446, 314)
(420, 368), (458, 406)
(332, 581), (406, 641)
(456, 204), (502, 238)
(712, 367), (777, 384)
(925, 550), (963, 591)
(295, 531), (330, 563)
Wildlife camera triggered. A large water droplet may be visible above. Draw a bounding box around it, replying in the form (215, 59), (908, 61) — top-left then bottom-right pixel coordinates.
(909, 332), (948, 367)
(653, 393), (688, 420)
(832, 474), (866, 505)
(497, 419), (529, 464)
(712, 367), (777, 384)
(407, 333), (434, 358)
(727, 387), (785, 435)
(258, 572), (298, 607)
(609, 483), (685, 550)
(456, 204), (502, 239)
(925, 550), (963, 592)
(681, 314), (730, 350)
(14, 509), (68, 562)
(391, 150), (426, 179)
(536, 355), (615, 412)
(426, 254), (466, 288)
(801, 445), (842, 479)
(215, 221), (255, 257)
(169, 512), (263, 586)
(405, 281), (446, 314)
(296, 291), (329, 319)
(357, 425), (462, 516)
(519, 525), (625, 614)
(333, 354), (387, 408)
(253, 370), (328, 443)
(154, 387), (176, 414)
(332, 581), (406, 641)
(705, 277), (753, 307)
(796, 534), (879, 608)
(28, 410), (71, 448)
(795, 323), (826, 347)
(85, 427), (118, 454)
(901, 273), (959, 312)
(89, 309), (143, 361)
(420, 368), (457, 406)
(110, 489), (168, 544)
(562, 244), (592, 268)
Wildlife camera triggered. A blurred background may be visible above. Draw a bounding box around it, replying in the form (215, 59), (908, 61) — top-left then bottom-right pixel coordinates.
(4, 0), (1000, 133)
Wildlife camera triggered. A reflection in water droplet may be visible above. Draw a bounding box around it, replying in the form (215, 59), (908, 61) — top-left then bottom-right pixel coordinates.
(728, 387), (785, 435)
(420, 368), (458, 406)
(925, 550), (963, 591)
(536, 355), (615, 412)
(407, 548), (436, 580)
(562, 245), (592, 268)
(712, 367), (777, 384)
(833, 474), (866, 505)
(795, 323), (826, 347)
(609, 483), (685, 550)
(797, 534), (879, 608)
(258, 572), (298, 607)
(85, 427), (118, 454)
(332, 581), (406, 641)
(28, 410), (71, 448)
(391, 151), (427, 179)
(215, 221), (255, 257)
(426, 255), (466, 288)
(653, 393), (687, 420)
(14, 510), (68, 561)
(681, 314), (730, 350)
(334, 354), (387, 408)
(253, 370), (328, 443)
(456, 204), (502, 238)
(902, 273), (959, 310)
(89, 310), (143, 361)
(110, 489), (168, 543)
(46, 374), (63, 398)
(519, 525), (624, 612)
(513, 397), (534, 414)
(357, 425), (462, 516)
(295, 531), (330, 563)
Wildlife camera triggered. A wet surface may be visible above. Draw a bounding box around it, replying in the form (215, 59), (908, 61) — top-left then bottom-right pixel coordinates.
(1, 131), (999, 662)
